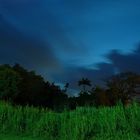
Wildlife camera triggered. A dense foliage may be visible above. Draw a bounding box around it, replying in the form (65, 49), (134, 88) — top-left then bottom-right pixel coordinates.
(0, 65), (21, 101)
(0, 64), (140, 111)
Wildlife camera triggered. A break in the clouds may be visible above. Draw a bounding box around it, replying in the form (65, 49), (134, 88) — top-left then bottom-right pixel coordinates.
(0, 0), (140, 94)
(53, 45), (140, 95)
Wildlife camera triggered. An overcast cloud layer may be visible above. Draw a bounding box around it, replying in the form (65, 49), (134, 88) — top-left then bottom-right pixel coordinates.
(0, 0), (140, 95)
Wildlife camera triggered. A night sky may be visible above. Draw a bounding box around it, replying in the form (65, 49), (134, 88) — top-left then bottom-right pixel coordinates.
(0, 0), (140, 95)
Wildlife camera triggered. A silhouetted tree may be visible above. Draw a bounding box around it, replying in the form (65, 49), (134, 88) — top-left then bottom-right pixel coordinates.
(0, 65), (21, 102)
(68, 96), (77, 110)
(13, 64), (46, 106)
(3, 62), (140, 110)
(78, 78), (91, 93)
(77, 91), (90, 106)
(106, 72), (139, 105)
(64, 83), (69, 93)
(44, 82), (68, 111)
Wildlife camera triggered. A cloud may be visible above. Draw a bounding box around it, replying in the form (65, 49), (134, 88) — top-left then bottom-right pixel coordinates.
(0, 14), (59, 71)
(0, 0), (89, 59)
(53, 44), (140, 95)
(106, 44), (140, 73)
(1, 0), (140, 96)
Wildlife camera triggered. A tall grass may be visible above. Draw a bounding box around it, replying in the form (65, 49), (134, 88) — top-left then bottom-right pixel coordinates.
(0, 101), (140, 140)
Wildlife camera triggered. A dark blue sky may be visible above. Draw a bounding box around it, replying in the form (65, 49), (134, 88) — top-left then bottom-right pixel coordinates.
(0, 0), (140, 95)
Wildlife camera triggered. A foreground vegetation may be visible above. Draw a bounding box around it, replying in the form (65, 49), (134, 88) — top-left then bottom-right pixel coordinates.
(0, 134), (42, 140)
(0, 64), (140, 139)
(0, 101), (140, 140)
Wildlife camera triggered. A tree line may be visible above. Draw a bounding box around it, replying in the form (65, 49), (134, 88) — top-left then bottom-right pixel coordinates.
(0, 64), (140, 111)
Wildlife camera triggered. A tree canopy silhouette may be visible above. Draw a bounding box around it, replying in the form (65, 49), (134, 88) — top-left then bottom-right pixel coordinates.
(106, 72), (140, 105)
(0, 64), (21, 101)
(78, 78), (91, 93)
(0, 63), (140, 110)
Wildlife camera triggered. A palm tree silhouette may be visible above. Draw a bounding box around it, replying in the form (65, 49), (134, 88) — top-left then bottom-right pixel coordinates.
(78, 78), (91, 93)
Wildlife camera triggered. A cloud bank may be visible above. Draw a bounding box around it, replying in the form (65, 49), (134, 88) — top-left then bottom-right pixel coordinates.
(53, 44), (140, 95)
(0, 14), (59, 71)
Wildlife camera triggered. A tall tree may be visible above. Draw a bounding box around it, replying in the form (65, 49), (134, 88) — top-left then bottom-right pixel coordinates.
(78, 78), (91, 93)
(63, 83), (69, 93)
(0, 65), (21, 102)
(106, 72), (139, 104)
(45, 82), (68, 111)
(13, 63), (46, 106)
